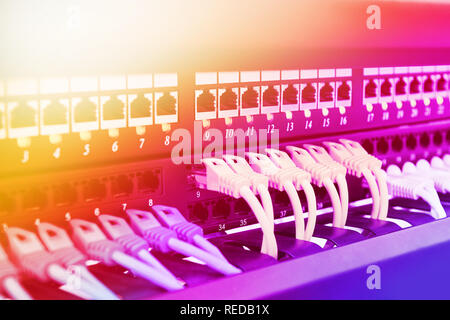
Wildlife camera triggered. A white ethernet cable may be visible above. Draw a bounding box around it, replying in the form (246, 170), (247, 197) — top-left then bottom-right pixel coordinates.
(152, 205), (229, 263)
(222, 155), (274, 254)
(126, 209), (244, 273)
(265, 149), (318, 241)
(69, 219), (184, 291)
(320, 141), (382, 220)
(431, 155), (450, 170)
(5, 227), (110, 300)
(386, 165), (446, 219)
(286, 146), (344, 228)
(0, 245), (32, 300)
(338, 139), (389, 220)
(36, 222), (119, 300)
(303, 144), (349, 225)
(246, 152), (308, 241)
(403, 160), (450, 194)
(194, 158), (278, 258)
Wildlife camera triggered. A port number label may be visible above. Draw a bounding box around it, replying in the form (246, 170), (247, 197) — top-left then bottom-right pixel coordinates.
(226, 129), (234, 138)
(322, 118), (330, 128)
(396, 110), (404, 119)
(218, 223), (226, 231)
(83, 144), (90, 156)
(240, 219), (248, 227)
(21, 150), (29, 164)
(367, 113), (375, 123)
(246, 127), (255, 136)
(339, 116), (348, 126)
(305, 120), (313, 130)
(148, 199), (153, 207)
(94, 208), (101, 216)
(139, 138), (145, 149)
(424, 107), (431, 117)
(286, 122), (294, 132)
(382, 111), (389, 121)
(122, 203), (127, 210)
(196, 191), (201, 198)
(411, 108), (418, 118)
(280, 210), (288, 218)
(112, 141), (119, 152)
(53, 147), (61, 159)
(164, 135), (171, 146)
(267, 124), (275, 134)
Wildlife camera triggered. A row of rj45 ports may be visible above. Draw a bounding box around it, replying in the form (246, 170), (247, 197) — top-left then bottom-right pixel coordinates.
(0, 92), (177, 138)
(195, 81), (352, 119)
(0, 169), (161, 214)
(194, 69), (353, 121)
(363, 66), (449, 104)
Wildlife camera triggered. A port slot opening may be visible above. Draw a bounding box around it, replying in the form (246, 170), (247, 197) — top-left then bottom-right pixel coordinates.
(363, 79), (379, 105)
(319, 81), (335, 109)
(261, 85), (280, 114)
(128, 93), (153, 127)
(100, 95), (127, 129)
(218, 87), (239, 118)
(40, 99), (70, 135)
(71, 96), (99, 132)
(155, 91), (178, 124)
(300, 82), (317, 110)
(195, 89), (217, 120)
(336, 80), (352, 108)
(281, 83), (299, 112)
(239, 86), (260, 116)
(7, 100), (39, 138)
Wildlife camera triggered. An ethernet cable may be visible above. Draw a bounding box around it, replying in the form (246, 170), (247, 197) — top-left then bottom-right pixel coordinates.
(303, 144), (349, 225)
(318, 141), (381, 220)
(36, 222), (119, 300)
(97, 214), (182, 287)
(403, 160), (450, 194)
(430, 155), (450, 170)
(286, 146), (344, 228)
(5, 227), (107, 300)
(222, 155), (274, 254)
(0, 245), (32, 300)
(69, 219), (183, 291)
(194, 157), (278, 258)
(338, 139), (389, 220)
(126, 208), (244, 273)
(151, 205), (229, 263)
(265, 148), (318, 241)
(246, 152), (307, 241)
(386, 165), (446, 219)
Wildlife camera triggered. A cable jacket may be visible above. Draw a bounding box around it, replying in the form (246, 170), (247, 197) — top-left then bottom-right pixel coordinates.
(336, 174), (349, 226)
(362, 168), (381, 219)
(283, 181), (305, 240)
(168, 238), (243, 275)
(324, 178), (343, 228)
(2, 277), (32, 300)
